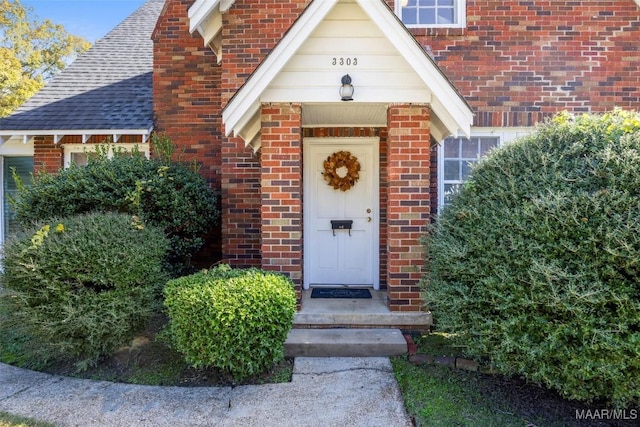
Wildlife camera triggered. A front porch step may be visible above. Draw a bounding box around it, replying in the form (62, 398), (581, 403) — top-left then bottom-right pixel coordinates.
(284, 328), (408, 357)
(294, 311), (432, 329)
(294, 290), (432, 330)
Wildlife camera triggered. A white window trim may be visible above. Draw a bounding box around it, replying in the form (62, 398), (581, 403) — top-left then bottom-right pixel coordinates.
(63, 143), (150, 168)
(396, 0), (467, 29)
(437, 127), (533, 211)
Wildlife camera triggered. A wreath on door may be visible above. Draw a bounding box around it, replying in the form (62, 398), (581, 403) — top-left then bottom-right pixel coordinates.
(322, 150), (361, 191)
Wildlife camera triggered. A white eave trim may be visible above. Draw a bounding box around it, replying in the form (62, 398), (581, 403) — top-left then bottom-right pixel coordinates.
(222, 0), (338, 139)
(189, 0), (235, 63)
(356, 0), (472, 138)
(0, 128), (153, 145)
(222, 0), (473, 145)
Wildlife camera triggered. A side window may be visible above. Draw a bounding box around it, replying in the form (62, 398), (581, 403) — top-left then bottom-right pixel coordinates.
(3, 156), (34, 240)
(440, 135), (499, 207)
(64, 144), (149, 168)
(397, 0), (466, 28)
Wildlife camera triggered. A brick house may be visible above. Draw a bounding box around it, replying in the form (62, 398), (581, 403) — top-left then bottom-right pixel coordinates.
(1, 0), (639, 322)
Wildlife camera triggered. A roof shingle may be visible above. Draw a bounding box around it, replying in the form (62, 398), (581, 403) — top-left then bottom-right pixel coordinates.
(0, 0), (164, 132)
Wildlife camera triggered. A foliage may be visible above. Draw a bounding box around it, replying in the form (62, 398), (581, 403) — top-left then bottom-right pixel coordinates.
(11, 137), (219, 274)
(423, 109), (640, 407)
(0, 411), (55, 427)
(1, 212), (169, 370)
(0, 0), (90, 116)
(164, 264), (297, 380)
(392, 358), (560, 427)
(0, 47), (42, 117)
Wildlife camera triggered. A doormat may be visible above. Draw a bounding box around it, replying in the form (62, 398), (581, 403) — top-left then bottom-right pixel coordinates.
(310, 288), (372, 299)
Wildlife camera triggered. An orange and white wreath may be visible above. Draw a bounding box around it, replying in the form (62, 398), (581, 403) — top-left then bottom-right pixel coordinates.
(322, 151), (361, 191)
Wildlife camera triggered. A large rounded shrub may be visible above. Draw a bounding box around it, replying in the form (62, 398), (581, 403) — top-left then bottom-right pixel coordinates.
(423, 110), (640, 407)
(164, 264), (297, 380)
(1, 212), (169, 369)
(11, 138), (218, 274)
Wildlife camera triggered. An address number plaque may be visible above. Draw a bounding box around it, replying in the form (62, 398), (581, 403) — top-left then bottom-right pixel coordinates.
(332, 57), (358, 66)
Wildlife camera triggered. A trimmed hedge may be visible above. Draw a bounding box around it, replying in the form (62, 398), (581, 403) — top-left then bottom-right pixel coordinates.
(164, 264), (297, 380)
(1, 212), (169, 369)
(423, 110), (640, 407)
(11, 138), (218, 274)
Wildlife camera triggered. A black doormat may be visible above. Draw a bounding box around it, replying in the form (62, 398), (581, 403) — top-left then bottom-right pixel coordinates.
(310, 288), (372, 299)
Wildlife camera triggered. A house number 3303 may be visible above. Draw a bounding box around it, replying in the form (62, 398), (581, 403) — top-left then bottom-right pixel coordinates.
(332, 57), (358, 66)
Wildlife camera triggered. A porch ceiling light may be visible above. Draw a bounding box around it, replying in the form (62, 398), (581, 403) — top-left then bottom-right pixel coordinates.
(339, 74), (354, 101)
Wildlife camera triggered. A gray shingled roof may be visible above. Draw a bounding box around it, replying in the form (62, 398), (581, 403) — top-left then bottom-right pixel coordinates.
(0, 0), (164, 133)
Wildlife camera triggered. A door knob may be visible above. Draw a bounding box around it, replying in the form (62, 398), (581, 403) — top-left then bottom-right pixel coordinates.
(366, 208), (371, 213)
(367, 217), (372, 222)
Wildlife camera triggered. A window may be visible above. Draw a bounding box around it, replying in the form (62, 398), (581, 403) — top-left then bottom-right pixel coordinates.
(440, 135), (498, 206)
(397, 0), (466, 28)
(2, 157), (33, 240)
(438, 129), (532, 210)
(64, 144), (149, 168)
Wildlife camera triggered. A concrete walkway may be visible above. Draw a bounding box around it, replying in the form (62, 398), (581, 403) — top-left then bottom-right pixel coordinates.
(0, 357), (412, 427)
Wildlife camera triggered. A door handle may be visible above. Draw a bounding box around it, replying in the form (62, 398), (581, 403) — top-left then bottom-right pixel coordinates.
(367, 217), (372, 222)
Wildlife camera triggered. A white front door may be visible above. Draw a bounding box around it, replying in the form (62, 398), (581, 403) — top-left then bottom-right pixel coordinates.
(303, 138), (379, 289)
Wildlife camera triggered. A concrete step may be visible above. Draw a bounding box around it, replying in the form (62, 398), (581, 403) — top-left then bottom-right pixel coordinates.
(284, 328), (408, 358)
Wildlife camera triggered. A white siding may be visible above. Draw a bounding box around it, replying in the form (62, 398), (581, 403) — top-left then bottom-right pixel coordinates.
(263, 2), (430, 104)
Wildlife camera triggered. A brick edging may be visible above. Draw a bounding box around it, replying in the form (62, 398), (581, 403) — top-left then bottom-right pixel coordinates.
(404, 334), (493, 374)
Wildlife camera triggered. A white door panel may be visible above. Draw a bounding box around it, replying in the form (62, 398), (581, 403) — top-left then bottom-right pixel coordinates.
(303, 138), (379, 289)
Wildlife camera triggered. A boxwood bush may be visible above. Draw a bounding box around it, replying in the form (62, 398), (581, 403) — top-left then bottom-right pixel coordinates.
(423, 109), (640, 407)
(11, 136), (218, 275)
(1, 212), (169, 370)
(164, 264), (297, 380)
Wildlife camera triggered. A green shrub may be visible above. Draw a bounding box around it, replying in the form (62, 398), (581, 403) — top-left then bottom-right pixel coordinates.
(11, 136), (218, 274)
(164, 264), (297, 380)
(423, 109), (640, 407)
(1, 212), (169, 370)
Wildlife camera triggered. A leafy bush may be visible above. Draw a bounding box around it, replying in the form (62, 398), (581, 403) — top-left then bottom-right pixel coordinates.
(1, 212), (169, 369)
(11, 136), (218, 274)
(423, 109), (640, 407)
(164, 264), (297, 380)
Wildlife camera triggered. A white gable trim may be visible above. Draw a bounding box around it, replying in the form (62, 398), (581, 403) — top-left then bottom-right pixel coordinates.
(359, 0), (472, 138)
(189, 0), (236, 64)
(222, 0), (339, 139)
(218, 0), (472, 145)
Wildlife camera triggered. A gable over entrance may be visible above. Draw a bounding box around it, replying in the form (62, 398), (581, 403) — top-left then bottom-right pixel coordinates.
(189, 0), (473, 150)
(188, 0), (473, 314)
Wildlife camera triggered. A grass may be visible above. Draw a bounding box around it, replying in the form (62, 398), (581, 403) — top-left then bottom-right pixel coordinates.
(0, 412), (55, 427)
(393, 333), (637, 427)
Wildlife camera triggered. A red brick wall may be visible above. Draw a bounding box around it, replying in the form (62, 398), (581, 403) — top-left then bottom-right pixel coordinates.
(216, 0), (311, 266)
(33, 137), (62, 174)
(153, 0), (224, 262)
(220, 0), (310, 106)
(386, 104), (431, 312)
(260, 103), (303, 293)
(403, 0), (640, 127)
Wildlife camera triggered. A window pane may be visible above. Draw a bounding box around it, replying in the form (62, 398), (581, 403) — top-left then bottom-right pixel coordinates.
(421, 0), (436, 6)
(461, 160), (474, 180)
(437, 8), (454, 24)
(440, 0), (454, 6)
(70, 152), (99, 166)
(480, 138), (499, 155)
(419, 8), (436, 24)
(443, 138), (459, 158)
(444, 160), (460, 180)
(461, 138), (478, 158)
(4, 157), (34, 239)
(443, 183), (460, 205)
(402, 8), (417, 25)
